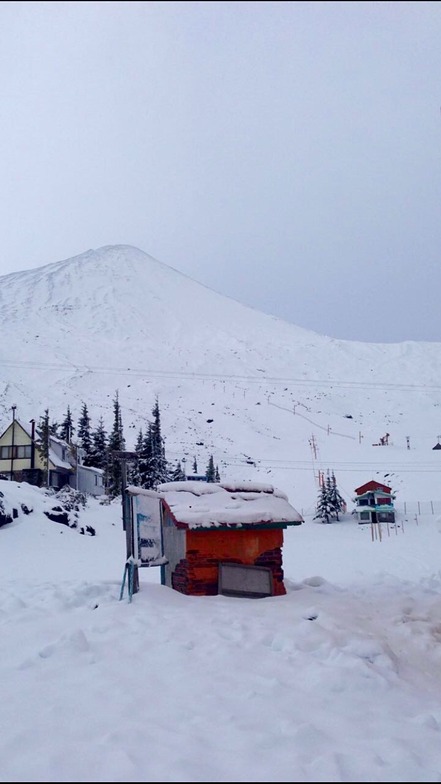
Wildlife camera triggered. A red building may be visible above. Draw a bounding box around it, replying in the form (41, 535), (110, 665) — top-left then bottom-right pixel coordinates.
(353, 481), (396, 525)
(128, 480), (303, 598)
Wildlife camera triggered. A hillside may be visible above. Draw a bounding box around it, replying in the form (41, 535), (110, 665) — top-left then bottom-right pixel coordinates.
(1, 244), (441, 512)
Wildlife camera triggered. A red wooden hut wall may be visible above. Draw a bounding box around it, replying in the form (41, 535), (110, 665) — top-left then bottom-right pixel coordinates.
(171, 526), (286, 597)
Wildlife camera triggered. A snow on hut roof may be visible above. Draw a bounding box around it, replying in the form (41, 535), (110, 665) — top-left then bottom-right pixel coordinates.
(152, 480), (304, 529)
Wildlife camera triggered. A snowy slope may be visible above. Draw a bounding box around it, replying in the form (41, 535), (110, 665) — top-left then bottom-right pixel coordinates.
(1, 244), (440, 512)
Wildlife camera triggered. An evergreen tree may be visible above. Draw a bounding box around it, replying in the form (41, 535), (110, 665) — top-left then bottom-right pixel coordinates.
(138, 422), (154, 488)
(205, 454), (216, 482)
(192, 456), (198, 474)
(36, 409), (50, 486)
(49, 420), (59, 436)
(171, 461), (186, 481)
(328, 471), (345, 521)
(128, 428), (143, 486)
(59, 405), (75, 443)
(314, 480), (332, 524)
(107, 391), (126, 498)
(134, 428), (144, 454)
(77, 403), (93, 465)
(135, 400), (169, 489)
(89, 417), (108, 470)
(149, 398), (169, 487)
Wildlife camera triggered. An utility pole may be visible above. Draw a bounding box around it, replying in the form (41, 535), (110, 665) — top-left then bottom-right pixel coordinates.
(10, 405), (16, 480)
(29, 419), (35, 471)
(75, 442), (79, 491)
(46, 413), (50, 488)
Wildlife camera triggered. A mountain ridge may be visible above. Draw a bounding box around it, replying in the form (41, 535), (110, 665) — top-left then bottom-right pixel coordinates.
(0, 244), (440, 510)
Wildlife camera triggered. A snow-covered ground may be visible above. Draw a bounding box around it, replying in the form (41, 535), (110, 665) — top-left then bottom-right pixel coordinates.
(1, 478), (441, 783)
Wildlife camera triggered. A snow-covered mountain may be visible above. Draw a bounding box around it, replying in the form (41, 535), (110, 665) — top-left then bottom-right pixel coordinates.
(1, 244), (440, 512)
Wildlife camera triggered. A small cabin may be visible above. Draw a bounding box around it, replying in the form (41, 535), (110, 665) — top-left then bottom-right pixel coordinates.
(0, 417), (105, 496)
(353, 480), (395, 525)
(128, 480), (303, 598)
(0, 418), (74, 489)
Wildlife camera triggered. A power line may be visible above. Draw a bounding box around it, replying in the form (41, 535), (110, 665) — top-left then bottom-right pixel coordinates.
(166, 448), (441, 474)
(1, 357), (441, 392)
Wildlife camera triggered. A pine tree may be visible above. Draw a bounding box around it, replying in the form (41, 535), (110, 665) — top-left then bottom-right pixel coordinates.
(328, 471), (345, 521)
(149, 398), (169, 487)
(59, 405), (75, 443)
(107, 391), (126, 498)
(171, 461), (186, 481)
(89, 417), (108, 470)
(138, 423), (154, 488)
(205, 454), (216, 482)
(128, 428), (143, 486)
(215, 464), (220, 482)
(49, 420), (59, 436)
(134, 428), (144, 455)
(77, 403), (93, 465)
(36, 409), (50, 487)
(314, 480), (332, 524)
(192, 456), (198, 474)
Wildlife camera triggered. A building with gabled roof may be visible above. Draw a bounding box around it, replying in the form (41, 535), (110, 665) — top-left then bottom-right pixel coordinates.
(353, 480), (395, 525)
(127, 480), (303, 598)
(0, 416), (104, 496)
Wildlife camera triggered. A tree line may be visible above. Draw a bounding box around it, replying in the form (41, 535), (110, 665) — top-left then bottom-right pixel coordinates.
(36, 392), (220, 498)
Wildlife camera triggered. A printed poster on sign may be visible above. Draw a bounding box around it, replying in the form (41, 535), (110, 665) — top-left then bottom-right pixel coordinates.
(131, 493), (164, 566)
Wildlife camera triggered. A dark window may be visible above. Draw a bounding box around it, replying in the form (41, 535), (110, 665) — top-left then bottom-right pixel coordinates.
(0, 445), (32, 459)
(16, 445), (32, 459)
(377, 512), (395, 523)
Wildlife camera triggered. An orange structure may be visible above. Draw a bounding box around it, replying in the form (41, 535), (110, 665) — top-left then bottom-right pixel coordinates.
(156, 480), (303, 597)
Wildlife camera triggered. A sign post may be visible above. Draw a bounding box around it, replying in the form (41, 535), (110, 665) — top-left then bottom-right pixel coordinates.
(113, 451), (139, 599)
(119, 485), (167, 602)
(115, 453), (167, 602)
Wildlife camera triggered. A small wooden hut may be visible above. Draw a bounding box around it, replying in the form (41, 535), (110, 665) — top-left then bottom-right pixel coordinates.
(155, 480), (303, 597)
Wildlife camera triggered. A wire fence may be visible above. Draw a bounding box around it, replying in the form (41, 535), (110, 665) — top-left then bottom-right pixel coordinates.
(395, 500), (441, 516)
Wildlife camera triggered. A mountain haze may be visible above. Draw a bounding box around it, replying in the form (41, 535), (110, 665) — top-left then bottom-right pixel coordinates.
(1, 244), (440, 512)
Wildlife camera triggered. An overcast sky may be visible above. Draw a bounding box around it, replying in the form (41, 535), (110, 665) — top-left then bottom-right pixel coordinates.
(1, 1), (440, 343)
